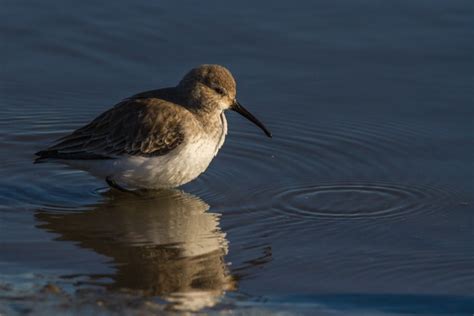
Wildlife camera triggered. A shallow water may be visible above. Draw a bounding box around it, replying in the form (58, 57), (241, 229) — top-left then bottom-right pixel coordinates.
(1, 0), (473, 314)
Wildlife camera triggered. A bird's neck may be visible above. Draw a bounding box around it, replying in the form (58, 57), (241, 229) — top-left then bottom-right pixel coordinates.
(194, 108), (225, 135)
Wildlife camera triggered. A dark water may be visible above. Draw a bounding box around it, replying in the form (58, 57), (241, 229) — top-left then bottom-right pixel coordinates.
(1, 0), (473, 314)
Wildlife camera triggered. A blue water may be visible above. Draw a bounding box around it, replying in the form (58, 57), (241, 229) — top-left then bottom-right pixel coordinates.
(1, 0), (473, 314)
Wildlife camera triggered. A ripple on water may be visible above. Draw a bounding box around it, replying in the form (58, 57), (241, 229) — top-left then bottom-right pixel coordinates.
(192, 113), (461, 251)
(263, 181), (456, 220)
(210, 179), (458, 247)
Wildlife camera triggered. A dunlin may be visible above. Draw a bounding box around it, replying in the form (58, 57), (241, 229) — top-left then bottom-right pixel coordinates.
(35, 64), (271, 190)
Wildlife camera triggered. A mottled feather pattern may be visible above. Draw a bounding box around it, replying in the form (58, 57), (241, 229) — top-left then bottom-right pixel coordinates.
(36, 98), (185, 161)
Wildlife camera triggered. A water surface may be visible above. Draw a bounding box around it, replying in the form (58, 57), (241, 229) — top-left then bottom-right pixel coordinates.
(1, 0), (473, 314)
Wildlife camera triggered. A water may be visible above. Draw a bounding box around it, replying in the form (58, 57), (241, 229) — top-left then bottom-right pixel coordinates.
(1, 0), (473, 314)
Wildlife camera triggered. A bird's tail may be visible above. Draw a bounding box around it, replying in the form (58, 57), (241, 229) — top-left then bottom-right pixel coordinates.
(33, 150), (58, 164)
(34, 150), (113, 163)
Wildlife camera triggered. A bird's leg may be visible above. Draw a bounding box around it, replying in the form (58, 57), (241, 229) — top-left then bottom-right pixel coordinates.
(105, 176), (134, 193)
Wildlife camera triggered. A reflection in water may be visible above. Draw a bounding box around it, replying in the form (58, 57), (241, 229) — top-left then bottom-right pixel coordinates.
(35, 190), (235, 311)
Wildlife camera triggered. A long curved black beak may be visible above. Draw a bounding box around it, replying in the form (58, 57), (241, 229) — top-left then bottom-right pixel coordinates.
(231, 101), (272, 138)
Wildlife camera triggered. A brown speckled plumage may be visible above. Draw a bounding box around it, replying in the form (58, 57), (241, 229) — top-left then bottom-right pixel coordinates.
(36, 98), (187, 160)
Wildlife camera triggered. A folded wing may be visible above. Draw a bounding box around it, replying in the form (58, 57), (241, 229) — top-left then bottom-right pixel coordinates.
(35, 99), (185, 162)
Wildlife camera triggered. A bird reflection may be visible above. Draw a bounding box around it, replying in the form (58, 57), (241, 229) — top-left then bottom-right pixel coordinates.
(35, 189), (235, 311)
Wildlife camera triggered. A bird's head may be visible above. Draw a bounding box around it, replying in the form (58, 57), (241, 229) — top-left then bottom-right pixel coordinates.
(178, 64), (272, 137)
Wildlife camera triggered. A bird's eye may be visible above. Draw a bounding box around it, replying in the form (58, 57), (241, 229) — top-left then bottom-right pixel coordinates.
(213, 86), (226, 95)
